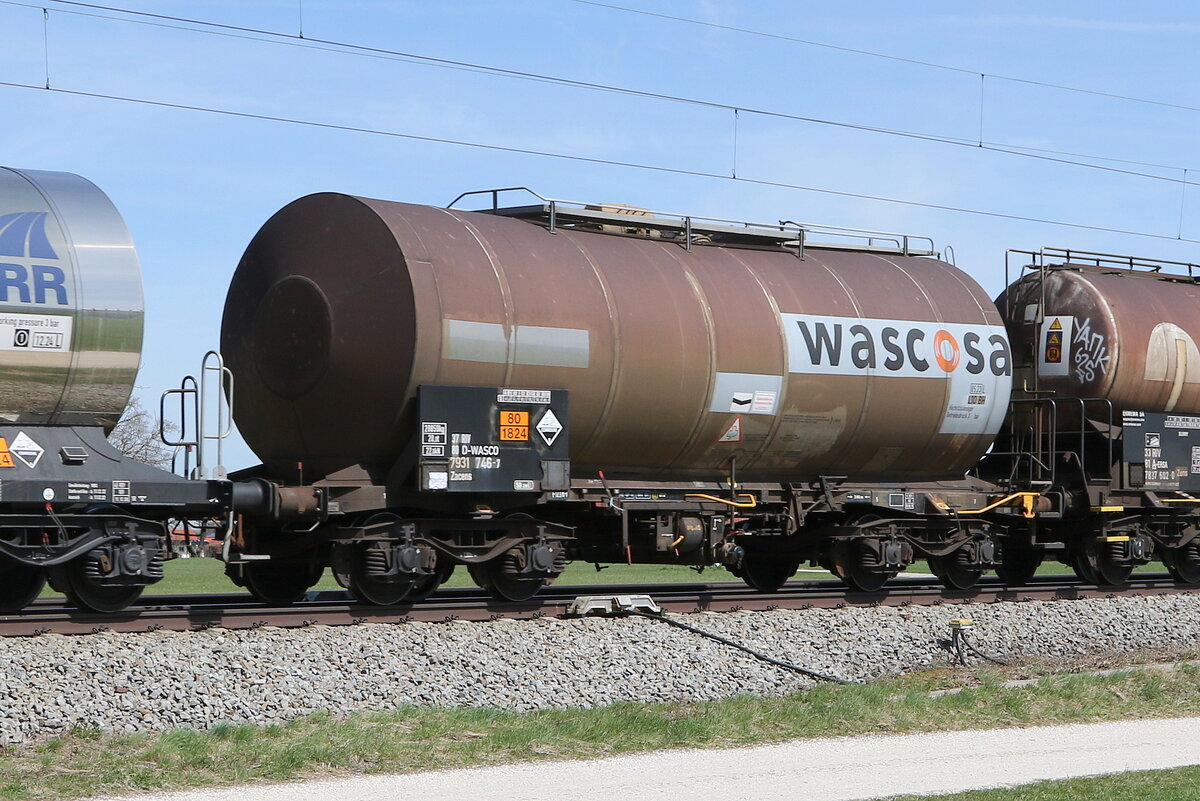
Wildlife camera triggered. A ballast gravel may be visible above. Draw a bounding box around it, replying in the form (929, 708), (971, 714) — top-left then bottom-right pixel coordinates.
(3, 593), (1200, 744)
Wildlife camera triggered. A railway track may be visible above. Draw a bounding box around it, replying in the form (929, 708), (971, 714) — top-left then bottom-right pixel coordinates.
(2, 574), (1193, 637)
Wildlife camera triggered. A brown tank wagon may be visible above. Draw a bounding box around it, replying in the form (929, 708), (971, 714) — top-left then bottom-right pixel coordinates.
(1001, 248), (1200, 416)
(217, 189), (1037, 603)
(223, 190), (1012, 487)
(209, 200), (1200, 605)
(979, 248), (1200, 588)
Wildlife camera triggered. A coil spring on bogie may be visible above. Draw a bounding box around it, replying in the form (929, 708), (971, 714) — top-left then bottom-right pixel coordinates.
(1183, 541), (1200, 563)
(82, 553), (105, 580)
(1106, 538), (1129, 562)
(856, 540), (883, 568)
(147, 549), (165, 579)
(499, 549), (523, 576)
(363, 545), (392, 577)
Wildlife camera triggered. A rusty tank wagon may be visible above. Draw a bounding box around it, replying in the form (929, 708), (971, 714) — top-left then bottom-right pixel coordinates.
(220, 188), (1034, 603)
(984, 248), (1200, 586)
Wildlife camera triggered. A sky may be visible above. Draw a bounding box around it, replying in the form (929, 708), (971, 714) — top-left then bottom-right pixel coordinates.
(2, 0), (1199, 470)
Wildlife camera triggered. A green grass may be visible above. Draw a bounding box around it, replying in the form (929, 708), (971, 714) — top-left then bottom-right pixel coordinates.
(886, 765), (1200, 800)
(33, 551), (1165, 599)
(139, 556), (727, 596)
(34, 554), (1148, 598)
(5, 662), (1200, 799)
(36, 555), (724, 598)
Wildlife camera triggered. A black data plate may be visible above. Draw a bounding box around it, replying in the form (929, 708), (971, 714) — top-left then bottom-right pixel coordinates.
(417, 385), (569, 493)
(1122, 410), (1200, 491)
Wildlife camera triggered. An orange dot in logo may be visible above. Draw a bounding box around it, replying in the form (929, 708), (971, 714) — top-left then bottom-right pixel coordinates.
(934, 329), (960, 372)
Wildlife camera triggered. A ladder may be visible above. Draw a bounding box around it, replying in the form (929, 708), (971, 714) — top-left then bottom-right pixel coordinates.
(160, 350), (234, 480)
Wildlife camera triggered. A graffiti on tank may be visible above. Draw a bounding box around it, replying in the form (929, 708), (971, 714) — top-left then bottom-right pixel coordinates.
(1073, 317), (1110, 383)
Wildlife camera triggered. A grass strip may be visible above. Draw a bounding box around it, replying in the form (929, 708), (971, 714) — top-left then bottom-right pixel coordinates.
(885, 764), (1200, 800)
(53, 554), (1138, 598)
(4, 662), (1200, 799)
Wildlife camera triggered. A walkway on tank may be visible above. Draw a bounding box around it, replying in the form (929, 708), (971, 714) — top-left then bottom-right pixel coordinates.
(97, 717), (1200, 801)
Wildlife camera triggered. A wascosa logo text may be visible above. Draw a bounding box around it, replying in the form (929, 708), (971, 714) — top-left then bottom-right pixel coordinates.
(782, 314), (1012, 378)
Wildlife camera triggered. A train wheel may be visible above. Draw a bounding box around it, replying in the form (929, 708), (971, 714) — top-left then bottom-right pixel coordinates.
(831, 542), (895, 592)
(1074, 539), (1132, 587)
(342, 514), (417, 606)
(54, 561), (143, 613)
(0, 563), (45, 613)
(740, 554), (798, 592)
(995, 546), (1041, 586)
(407, 563), (455, 602)
(928, 554), (982, 591)
(345, 547), (414, 606)
(468, 550), (545, 603)
(1163, 541), (1200, 585)
(243, 560), (320, 605)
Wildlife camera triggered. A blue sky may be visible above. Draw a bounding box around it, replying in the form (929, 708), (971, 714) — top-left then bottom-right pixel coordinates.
(2, 0), (1198, 469)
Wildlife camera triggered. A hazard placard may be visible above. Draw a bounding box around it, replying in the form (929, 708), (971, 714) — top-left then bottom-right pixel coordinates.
(718, 417), (741, 443)
(0, 438), (13, 468)
(1039, 316), (1073, 376)
(1044, 324), (1063, 364)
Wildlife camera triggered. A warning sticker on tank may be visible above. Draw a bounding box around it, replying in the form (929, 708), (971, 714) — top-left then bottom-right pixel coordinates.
(718, 417), (742, 442)
(1038, 316), (1073, 377)
(0, 312), (72, 352)
(0, 438), (13, 468)
(536, 409), (563, 446)
(710, 373), (782, 416)
(9, 431), (43, 468)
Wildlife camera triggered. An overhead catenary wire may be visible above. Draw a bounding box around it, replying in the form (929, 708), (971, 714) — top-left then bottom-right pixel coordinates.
(569, 0), (1200, 117)
(4, 0), (1200, 191)
(3, 77), (1199, 246)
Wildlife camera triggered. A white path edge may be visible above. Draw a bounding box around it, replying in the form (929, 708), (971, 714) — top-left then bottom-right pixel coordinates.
(97, 716), (1200, 801)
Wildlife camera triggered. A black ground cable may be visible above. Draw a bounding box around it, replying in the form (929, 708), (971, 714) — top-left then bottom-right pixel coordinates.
(950, 627), (1010, 667)
(628, 609), (857, 685)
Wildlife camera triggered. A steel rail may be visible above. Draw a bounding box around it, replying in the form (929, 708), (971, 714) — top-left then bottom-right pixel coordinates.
(2, 574), (1191, 637)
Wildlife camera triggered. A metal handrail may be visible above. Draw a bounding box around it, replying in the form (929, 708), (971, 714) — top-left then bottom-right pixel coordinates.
(160, 375), (199, 449)
(1011, 246), (1200, 280)
(199, 351), (233, 480)
(1001, 396), (1115, 488)
(447, 186), (939, 256)
(161, 352), (234, 480)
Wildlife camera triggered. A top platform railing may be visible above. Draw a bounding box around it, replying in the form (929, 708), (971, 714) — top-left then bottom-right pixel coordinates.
(447, 187), (940, 259)
(1012, 246), (1200, 281)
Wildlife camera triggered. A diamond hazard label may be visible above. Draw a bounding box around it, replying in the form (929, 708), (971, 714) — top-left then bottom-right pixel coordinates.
(9, 431), (43, 469)
(718, 417), (742, 443)
(536, 408), (563, 446)
(0, 438), (13, 468)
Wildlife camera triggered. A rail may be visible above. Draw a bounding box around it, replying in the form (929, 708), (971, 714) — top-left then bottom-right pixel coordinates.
(6, 574), (1193, 636)
(447, 187), (939, 258)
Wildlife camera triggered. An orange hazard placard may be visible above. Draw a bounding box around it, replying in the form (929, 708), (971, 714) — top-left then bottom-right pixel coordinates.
(500, 425), (529, 441)
(0, 438), (14, 468)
